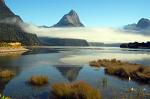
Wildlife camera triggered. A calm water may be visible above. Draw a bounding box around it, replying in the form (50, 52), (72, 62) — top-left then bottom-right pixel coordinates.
(0, 47), (150, 99)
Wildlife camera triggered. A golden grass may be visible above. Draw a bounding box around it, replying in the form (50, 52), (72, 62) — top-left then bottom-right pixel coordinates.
(51, 81), (102, 99)
(29, 75), (48, 86)
(0, 70), (15, 78)
(89, 59), (150, 84)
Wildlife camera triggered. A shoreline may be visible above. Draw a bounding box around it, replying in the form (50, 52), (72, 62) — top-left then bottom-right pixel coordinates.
(0, 47), (29, 53)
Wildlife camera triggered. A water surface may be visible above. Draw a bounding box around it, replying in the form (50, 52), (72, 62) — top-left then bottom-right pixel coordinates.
(0, 47), (150, 99)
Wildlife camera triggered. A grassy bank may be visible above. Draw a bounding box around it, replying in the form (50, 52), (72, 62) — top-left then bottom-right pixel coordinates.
(90, 59), (150, 84)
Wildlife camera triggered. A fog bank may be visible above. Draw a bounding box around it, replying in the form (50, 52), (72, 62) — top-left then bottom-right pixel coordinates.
(21, 23), (150, 43)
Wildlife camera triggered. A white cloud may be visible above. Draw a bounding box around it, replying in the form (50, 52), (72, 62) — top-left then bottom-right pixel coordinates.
(21, 23), (150, 43)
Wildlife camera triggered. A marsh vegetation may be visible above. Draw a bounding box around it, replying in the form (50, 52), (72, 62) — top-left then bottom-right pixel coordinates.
(90, 59), (150, 84)
(51, 81), (102, 99)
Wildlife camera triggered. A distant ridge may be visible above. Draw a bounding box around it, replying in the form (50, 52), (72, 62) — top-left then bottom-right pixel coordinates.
(53, 10), (84, 27)
(124, 18), (150, 35)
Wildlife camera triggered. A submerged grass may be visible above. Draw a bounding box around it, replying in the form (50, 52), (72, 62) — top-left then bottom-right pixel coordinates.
(51, 81), (102, 99)
(89, 59), (150, 84)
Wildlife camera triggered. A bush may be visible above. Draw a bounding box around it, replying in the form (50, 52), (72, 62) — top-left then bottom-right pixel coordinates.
(29, 75), (48, 86)
(89, 61), (100, 67)
(0, 70), (14, 78)
(51, 81), (102, 99)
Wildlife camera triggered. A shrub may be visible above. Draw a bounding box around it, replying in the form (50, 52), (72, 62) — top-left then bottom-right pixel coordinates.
(29, 75), (48, 86)
(89, 61), (100, 67)
(51, 81), (102, 99)
(90, 59), (150, 84)
(0, 70), (14, 78)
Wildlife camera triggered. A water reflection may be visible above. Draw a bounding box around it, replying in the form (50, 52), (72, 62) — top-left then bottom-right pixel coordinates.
(0, 47), (149, 99)
(60, 52), (150, 66)
(55, 65), (83, 82)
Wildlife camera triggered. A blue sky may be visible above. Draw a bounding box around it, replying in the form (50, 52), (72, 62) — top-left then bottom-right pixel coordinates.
(5, 0), (150, 27)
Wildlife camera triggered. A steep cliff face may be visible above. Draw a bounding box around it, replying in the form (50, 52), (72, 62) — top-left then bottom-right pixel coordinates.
(53, 10), (84, 27)
(0, 0), (22, 24)
(0, 0), (14, 17)
(0, 0), (40, 45)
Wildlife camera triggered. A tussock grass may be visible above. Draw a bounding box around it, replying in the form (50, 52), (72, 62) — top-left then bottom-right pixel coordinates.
(29, 75), (48, 86)
(0, 70), (15, 78)
(89, 59), (150, 84)
(51, 81), (102, 99)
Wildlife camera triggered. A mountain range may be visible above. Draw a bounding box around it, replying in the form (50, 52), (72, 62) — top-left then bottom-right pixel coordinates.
(1, 0), (149, 46)
(124, 18), (150, 35)
(0, 0), (88, 46)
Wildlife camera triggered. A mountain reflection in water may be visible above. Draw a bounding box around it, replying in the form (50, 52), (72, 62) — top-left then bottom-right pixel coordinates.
(55, 65), (83, 82)
(0, 47), (149, 99)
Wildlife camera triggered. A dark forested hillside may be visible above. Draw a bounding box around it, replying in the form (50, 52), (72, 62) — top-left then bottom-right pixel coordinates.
(0, 0), (40, 45)
(0, 23), (40, 45)
(39, 37), (89, 46)
(120, 42), (150, 49)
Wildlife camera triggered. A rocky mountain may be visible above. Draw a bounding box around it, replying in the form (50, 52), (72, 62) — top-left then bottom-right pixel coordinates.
(137, 18), (150, 29)
(124, 18), (150, 35)
(39, 37), (89, 46)
(0, 0), (22, 24)
(0, 0), (40, 45)
(53, 10), (84, 27)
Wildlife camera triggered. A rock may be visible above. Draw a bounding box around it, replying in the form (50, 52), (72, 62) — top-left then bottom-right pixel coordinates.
(137, 18), (150, 29)
(53, 10), (84, 27)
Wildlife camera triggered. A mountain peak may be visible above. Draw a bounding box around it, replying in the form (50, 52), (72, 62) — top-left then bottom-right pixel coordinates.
(68, 10), (77, 15)
(53, 10), (84, 27)
(137, 18), (150, 29)
(0, 0), (15, 19)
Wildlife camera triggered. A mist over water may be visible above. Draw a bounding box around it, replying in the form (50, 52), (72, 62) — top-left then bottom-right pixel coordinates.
(21, 23), (150, 43)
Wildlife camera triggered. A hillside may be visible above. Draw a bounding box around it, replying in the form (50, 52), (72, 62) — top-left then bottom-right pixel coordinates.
(0, 0), (40, 45)
(39, 37), (89, 46)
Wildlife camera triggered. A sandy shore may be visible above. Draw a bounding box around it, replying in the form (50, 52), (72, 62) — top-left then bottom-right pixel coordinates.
(0, 47), (29, 53)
